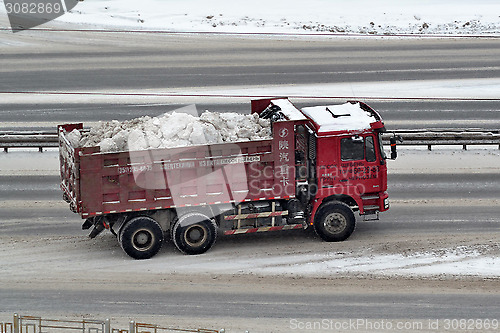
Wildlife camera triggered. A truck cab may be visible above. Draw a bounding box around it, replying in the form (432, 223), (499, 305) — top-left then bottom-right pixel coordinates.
(257, 98), (390, 235)
(302, 101), (389, 220)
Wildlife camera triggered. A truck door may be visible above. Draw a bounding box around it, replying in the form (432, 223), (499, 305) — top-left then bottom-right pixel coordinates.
(338, 135), (380, 195)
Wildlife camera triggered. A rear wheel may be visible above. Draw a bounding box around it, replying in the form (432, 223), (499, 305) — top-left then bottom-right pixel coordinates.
(119, 216), (164, 259)
(172, 212), (217, 255)
(314, 201), (355, 242)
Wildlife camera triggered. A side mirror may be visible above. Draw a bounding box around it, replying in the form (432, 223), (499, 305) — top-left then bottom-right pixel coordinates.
(390, 135), (403, 160)
(390, 137), (397, 160)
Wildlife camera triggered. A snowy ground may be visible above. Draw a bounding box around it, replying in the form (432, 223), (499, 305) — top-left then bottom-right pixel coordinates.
(0, 226), (498, 280)
(1, 78), (499, 105)
(1, 147), (498, 333)
(1, 0), (500, 35)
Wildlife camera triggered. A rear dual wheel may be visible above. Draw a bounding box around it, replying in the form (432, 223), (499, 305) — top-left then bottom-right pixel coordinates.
(119, 216), (164, 260)
(172, 212), (217, 255)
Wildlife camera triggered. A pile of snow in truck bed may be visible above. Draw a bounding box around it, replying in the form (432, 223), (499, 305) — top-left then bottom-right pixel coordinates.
(65, 111), (272, 152)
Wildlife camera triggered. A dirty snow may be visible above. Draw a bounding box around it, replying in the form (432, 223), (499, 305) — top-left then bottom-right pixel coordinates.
(247, 246), (500, 278)
(71, 110), (271, 152)
(0, 226), (498, 280)
(7, 0), (497, 35)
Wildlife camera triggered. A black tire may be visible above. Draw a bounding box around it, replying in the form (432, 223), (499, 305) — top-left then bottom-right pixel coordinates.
(313, 201), (355, 242)
(172, 212), (217, 255)
(119, 216), (164, 259)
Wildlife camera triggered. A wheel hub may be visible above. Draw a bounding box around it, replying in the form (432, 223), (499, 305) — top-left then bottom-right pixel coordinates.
(324, 212), (347, 234)
(132, 229), (154, 251)
(184, 224), (208, 247)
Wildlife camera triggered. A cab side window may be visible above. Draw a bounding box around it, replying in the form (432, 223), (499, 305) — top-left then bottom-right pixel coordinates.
(341, 137), (364, 161)
(365, 136), (376, 162)
(340, 136), (377, 162)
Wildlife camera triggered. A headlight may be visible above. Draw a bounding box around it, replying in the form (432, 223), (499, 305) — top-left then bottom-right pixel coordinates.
(384, 198), (389, 209)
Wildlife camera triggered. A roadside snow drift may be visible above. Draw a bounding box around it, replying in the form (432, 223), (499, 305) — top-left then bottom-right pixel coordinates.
(18, 0), (500, 35)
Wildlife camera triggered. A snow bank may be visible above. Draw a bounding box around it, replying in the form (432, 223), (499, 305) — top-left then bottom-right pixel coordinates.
(68, 110), (271, 152)
(30, 0), (500, 35)
(248, 245), (500, 278)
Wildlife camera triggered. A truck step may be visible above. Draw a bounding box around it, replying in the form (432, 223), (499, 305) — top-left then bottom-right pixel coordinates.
(363, 211), (380, 221)
(361, 195), (379, 200)
(224, 210), (288, 220)
(364, 205), (380, 210)
(224, 223), (303, 235)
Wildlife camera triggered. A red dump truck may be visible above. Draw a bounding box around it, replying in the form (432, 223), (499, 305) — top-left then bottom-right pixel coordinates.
(59, 98), (397, 259)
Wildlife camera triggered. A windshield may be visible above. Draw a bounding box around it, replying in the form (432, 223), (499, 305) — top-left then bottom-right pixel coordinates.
(377, 132), (387, 160)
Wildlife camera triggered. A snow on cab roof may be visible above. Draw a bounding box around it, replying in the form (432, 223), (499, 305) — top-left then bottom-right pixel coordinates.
(271, 98), (308, 121)
(301, 102), (376, 133)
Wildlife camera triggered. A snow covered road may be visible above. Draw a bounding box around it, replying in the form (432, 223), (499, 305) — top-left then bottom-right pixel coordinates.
(1, 148), (499, 331)
(1, 147), (499, 281)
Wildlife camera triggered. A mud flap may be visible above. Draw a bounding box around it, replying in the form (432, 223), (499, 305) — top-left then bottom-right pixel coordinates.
(85, 216), (105, 239)
(82, 218), (93, 230)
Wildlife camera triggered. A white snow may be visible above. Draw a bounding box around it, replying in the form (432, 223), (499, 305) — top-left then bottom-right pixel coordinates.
(271, 99), (307, 121)
(0, 149), (60, 176)
(1, 0), (499, 35)
(65, 129), (81, 148)
(247, 247), (500, 278)
(1, 78), (500, 109)
(201, 78), (500, 101)
(301, 102), (376, 133)
(74, 109), (271, 152)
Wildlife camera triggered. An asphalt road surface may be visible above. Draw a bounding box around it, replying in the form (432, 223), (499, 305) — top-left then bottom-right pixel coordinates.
(0, 288), (498, 320)
(1, 34), (499, 91)
(0, 30), (499, 131)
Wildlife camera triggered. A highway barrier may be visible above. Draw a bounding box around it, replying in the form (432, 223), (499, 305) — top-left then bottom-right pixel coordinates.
(381, 129), (500, 151)
(0, 129), (499, 152)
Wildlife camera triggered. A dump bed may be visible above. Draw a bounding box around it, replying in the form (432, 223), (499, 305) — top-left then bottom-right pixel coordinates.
(59, 113), (302, 219)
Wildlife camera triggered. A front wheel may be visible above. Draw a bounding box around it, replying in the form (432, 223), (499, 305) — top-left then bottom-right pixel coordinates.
(313, 201), (355, 242)
(119, 216), (164, 259)
(172, 212), (217, 255)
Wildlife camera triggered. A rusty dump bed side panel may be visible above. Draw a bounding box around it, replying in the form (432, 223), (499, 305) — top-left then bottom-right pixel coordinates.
(58, 123), (83, 213)
(58, 120), (297, 219)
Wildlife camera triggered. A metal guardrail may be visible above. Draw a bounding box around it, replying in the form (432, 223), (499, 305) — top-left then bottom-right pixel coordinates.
(0, 314), (227, 333)
(382, 129), (500, 150)
(0, 131), (58, 152)
(0, 129), (499, 152)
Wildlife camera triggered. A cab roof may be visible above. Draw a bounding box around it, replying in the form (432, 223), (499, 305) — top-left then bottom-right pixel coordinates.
(301, 102), (381, 133)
